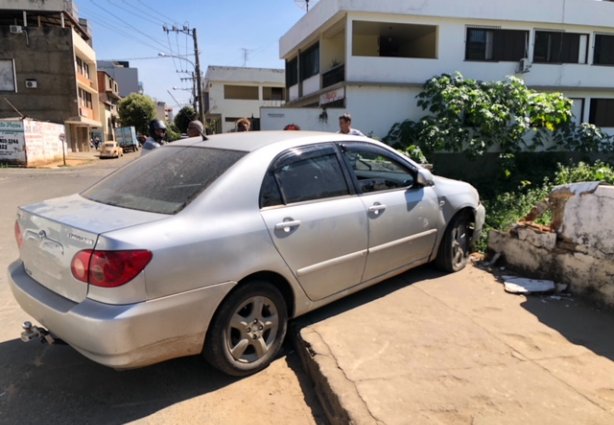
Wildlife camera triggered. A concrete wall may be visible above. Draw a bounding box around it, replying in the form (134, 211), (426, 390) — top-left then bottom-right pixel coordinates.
(0, 118), (65, 167)
(260, 107), (345, 132)
(0, 26), (77, 123)
(2, 0), (70, 13)
(489, 183), (614, 307)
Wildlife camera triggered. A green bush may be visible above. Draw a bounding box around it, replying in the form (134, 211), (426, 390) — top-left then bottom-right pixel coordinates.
(384, 72), (573, 158)
(554, 160), (614, 185)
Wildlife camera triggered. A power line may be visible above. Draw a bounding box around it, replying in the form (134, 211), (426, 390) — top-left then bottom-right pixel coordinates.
(82, 11), (168, 54)
(87, 1), (170, 53)
(135, 0), (177, 27)
(166, 89), (183, 109)
(107, 0), (160, 27)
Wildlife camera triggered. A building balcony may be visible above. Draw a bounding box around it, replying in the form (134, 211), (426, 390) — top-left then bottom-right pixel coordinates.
(322, 64), (345, 88)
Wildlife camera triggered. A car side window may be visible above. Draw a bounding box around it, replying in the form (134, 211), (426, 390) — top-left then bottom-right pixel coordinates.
(260, 146), (350, 207)
(260, 170), (283, 207)
(341, 144), (415, 193)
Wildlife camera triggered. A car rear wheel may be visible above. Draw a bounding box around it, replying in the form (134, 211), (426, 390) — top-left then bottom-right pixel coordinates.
(204, 281), (287, 376)
(435, 212), (474, 272)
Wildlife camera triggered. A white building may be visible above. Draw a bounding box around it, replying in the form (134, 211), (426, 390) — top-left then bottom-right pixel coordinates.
(204, 66), (285, 133)
(271, 0), (614, 137)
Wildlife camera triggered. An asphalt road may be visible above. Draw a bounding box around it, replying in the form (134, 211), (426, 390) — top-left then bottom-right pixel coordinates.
(0, 154), (324, 425)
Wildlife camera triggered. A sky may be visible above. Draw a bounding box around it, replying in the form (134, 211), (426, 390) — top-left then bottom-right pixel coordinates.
(77, 0), (317, 110)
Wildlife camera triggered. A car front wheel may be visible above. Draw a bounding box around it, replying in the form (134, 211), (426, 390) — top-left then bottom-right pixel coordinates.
(435, 212), (474, 272)
(204, 281), (287, 376)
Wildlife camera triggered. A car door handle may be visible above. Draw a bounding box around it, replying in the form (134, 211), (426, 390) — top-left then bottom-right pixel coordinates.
(368, 203), (386, 215)
(274, 219), (301, 233)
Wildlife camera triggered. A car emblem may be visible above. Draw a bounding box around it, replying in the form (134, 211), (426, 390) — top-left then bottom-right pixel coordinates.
(38, 230), (47, 240)
(67, 232), (94, 245)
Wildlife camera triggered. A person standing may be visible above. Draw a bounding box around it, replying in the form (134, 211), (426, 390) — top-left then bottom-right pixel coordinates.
(338, 113), (365, 136)
(141, 119), (167, 156)
(187, 120), (204, 137)
(236, 118), (251, 132)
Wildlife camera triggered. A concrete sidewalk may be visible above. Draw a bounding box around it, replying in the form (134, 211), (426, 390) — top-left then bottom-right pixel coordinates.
(293, 264), (614, 425)
(38, 150), (101, 168)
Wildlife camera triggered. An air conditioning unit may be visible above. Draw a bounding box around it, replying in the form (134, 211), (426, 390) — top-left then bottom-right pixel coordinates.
(517, 58), (532, 73)
(9, 25), (23, 34)
(25, 79), (37, 89)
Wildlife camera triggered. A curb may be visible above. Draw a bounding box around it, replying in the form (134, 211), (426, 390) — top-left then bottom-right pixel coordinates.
(291, 322), (378, 425)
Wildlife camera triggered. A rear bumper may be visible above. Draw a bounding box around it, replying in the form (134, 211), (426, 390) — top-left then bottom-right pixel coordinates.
(8, 260), (233, 369)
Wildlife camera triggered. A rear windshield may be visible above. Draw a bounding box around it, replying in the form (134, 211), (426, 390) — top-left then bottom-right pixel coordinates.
(82, 145), (246, 214)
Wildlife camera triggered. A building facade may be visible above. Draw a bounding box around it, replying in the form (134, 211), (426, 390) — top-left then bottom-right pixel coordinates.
(204, 66), (286, 133)
(97, 61), (140, 98)
(96, 71), (121, 141)
(0, 0), (101, 152)
(278, 0), (614, 138)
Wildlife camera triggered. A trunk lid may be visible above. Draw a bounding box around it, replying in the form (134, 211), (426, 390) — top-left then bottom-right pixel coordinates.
(17, 194), (165, 303)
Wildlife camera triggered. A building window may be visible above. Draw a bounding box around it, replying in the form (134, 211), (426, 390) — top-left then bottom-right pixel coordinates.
(286, 57), (298, 87)
(76, 57), (90, 78)
(569, 98), (585, 125)
(352, 21), (437, 59)
(594, 34), (614, 65)
(589, 99), (614, 127)
(299, 43), (319, 81)
(263, 86), (284, 101)
(223, 85), (258, 100)
(466, 28), (528, 61)
(534, 31), (588, 64)
(0, 59), (16, 92)
(78, 88), (93, 109)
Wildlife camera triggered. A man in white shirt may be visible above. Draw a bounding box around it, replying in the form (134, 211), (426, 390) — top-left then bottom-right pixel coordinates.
(338, 112), (365, 136)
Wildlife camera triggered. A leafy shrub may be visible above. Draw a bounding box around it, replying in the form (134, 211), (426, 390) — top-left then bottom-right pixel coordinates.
(384, 72), (572, 158)
(554, 160), (614, 185)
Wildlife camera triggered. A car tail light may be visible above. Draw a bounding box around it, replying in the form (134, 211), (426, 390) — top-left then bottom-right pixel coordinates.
(14, 221), (24, 249)
(71, 249), (153, 288)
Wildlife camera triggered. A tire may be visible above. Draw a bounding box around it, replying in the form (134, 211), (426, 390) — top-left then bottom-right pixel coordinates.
(435, 212), (474, 273)
(204, 281), (288, 377)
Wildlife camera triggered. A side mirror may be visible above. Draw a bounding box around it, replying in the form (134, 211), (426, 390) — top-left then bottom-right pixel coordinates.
(416, 168), (434, 187)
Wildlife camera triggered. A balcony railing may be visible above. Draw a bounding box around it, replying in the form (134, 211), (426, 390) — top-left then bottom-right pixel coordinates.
(322, 64), (345, 88)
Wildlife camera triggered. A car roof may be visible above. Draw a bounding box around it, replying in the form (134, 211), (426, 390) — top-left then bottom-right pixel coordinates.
(169, 131), (371, 153)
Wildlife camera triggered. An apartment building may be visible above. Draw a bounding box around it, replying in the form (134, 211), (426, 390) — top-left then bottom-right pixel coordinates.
(97, 61), (140, 98)
(97, 71), (121, 141)
(0, 0), (101, 152)
(204, 66), (285, 133)
(277, 0), (614, 137)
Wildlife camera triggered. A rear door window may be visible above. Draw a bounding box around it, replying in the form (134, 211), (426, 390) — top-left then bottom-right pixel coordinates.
(260, 144), (350, 207)
(82, 146), (246, 214)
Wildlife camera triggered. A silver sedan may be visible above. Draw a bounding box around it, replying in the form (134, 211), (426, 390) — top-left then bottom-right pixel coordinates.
(9, 131), (485, 376)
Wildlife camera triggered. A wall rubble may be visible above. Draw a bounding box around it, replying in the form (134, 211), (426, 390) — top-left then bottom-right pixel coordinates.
(489, 182), (614, 306)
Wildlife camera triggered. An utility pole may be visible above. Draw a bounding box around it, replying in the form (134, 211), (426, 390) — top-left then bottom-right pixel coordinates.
(180, 73), (197, 112)
(192, 28), (205, 124)
(163, 25), (205, 124)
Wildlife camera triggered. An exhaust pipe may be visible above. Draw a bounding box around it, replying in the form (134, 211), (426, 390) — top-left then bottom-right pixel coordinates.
(21, 321), (64, 345)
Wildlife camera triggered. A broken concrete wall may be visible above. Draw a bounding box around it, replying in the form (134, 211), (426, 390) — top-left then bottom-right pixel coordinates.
(489, 183), (614, 306)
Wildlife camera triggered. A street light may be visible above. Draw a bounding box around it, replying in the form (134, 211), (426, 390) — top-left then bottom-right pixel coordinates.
(158, 52), (205, 123)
